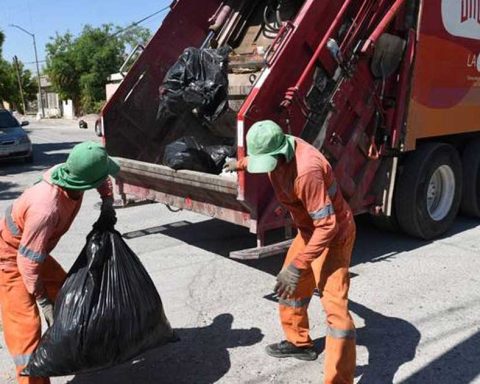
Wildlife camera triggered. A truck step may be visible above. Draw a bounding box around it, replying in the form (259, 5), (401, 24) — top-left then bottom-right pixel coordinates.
(229, 239), (293, 260)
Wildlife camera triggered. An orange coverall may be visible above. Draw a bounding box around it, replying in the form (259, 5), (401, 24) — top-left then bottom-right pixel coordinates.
(239, 137), (356, 383)
(0, 168), (112, 384)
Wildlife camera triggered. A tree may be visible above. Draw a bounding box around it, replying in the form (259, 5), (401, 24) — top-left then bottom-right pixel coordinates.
(0, 30), (4, 56)
(45, 24), (151, 114)
(0, 30), (37, 113)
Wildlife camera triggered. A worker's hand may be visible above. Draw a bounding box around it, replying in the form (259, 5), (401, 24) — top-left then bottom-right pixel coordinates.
(223, 159), (238, 173)
(94, 198), (117, 230)
(37, 296), (54, 328)
(274, 264), (302, 299)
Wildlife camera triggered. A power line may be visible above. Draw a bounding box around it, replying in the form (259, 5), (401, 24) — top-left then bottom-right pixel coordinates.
(111, 5), (171, 37)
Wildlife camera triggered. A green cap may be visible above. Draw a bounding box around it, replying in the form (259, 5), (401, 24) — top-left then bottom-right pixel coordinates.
(51, 141), (120, 190)
(246, 120), (295, 173)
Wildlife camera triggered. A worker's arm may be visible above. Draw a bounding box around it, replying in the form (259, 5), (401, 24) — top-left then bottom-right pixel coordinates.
(96, 177), (114, 201)
(94, 177), (117, 230)
(16, 212), (57, 299)
(223, 157), (248, 172)
(291, 172), (338, 270)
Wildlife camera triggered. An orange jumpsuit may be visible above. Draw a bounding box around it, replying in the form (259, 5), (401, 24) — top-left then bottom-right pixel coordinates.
(240, 138), (356, 384)
(0, 167), (112, 384)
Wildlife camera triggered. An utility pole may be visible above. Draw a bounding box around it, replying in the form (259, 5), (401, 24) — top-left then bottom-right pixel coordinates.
(9, 24), (45, 118)
(13, 56), (26, 114)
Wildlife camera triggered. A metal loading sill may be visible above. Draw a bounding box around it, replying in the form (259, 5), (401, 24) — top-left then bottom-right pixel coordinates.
(115, 157), (238, 196)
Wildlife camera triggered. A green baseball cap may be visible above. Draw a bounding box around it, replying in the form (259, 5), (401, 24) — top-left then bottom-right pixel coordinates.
(246, 120), (295, 173)
(51, 141), (120, 190)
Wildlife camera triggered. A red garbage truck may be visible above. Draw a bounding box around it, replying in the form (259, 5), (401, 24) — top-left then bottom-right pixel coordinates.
(99, 0), (480, 257)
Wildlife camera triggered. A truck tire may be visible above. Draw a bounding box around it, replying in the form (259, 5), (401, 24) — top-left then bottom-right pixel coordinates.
(460, 139), (480, 217)
(95, 119), (103, 137)
(395, 143), (462, 240)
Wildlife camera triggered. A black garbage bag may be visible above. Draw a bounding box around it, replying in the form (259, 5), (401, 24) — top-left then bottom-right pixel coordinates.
(163, 136), (235, 174)
(157, 46), (231, 123)
(163, 136), (217, 173)
(204, 143), (236, 171)
(22, 229), (174, 377)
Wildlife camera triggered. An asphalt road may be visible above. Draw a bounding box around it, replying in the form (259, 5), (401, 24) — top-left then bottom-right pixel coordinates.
(1, 120), (480, 383)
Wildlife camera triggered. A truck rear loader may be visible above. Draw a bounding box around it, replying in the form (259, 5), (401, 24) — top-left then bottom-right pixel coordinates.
(99, 0), (480, 258)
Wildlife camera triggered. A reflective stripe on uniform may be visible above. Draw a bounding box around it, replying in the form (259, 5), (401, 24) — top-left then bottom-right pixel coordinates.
(12, 354), (31, 367)
(326, 325), (356, 339)
(19, 245), (47, 263)
(279, 296), (311, 308)
(309, 204), (334, 220)
(328, 181), (337, 198)
(5, 205), (21, 236)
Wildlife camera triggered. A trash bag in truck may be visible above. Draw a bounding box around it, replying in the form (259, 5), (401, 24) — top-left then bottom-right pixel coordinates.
(163, 136), (235, 174)
(157, 46), (231, 123)
(22, 229), (175, 377)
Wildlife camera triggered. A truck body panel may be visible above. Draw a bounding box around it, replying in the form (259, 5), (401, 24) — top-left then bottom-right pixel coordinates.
(102, 0), (480, 244)
(405, 0), (480, 149)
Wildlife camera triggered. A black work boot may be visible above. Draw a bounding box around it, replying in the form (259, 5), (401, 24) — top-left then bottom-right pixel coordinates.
(265, 340), (318, 361)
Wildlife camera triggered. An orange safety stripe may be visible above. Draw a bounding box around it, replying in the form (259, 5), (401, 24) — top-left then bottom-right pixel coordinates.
(12, 354), (31, 367)
(326, 325), (356, 340)
(279, 296), (312, 308)
(5, 206), (21, 236)
(309, 204), (335, 220)
(18, 245), (47, 263)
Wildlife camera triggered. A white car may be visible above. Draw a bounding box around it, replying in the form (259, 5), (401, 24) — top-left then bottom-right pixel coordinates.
(0, 109), (33, 163)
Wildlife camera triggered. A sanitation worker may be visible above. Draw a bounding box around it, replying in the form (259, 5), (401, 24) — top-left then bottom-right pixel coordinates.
(224, 120), (356, 383)
(0, 141), (120, 384)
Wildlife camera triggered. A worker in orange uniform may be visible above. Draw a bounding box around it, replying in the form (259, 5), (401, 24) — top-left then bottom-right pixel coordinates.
(0, 141), (120, 384)
(225, 120), (357, 383)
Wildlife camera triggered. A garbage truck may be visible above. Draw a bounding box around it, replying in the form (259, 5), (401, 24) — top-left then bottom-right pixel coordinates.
(99, 0), (480, 258)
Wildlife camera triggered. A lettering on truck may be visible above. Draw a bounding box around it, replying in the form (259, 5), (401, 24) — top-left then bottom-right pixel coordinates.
(442, 0), (480, 38)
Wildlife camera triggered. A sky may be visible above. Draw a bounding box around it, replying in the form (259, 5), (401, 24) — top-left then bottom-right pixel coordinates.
(0, 0), (171, 71)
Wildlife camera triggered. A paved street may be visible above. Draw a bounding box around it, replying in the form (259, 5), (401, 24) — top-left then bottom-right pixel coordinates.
(1, 120), (480, 384)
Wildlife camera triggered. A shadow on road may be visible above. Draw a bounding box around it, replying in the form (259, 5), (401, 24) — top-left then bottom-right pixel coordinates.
(0, 180), (20, 201)
(0, 141), (80, 201)
(398, 329), (480, 384)
(122, 214), (480, 383)
(67, 314), (263, 384)
(0, 141), (80, 175)
(350, 301), (421, 384)
(123, 214), (480, 276)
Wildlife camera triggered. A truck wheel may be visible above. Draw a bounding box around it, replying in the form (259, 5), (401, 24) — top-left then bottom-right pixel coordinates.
(460, 139), (480, 217)
(395, 143), (462, 240)
(95, 119), (103, 137)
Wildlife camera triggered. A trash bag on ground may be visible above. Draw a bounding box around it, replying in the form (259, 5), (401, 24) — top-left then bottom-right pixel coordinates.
(157, 46), (231, 123)
(22, 229), (175, 377)
(163, 136), (235, 174)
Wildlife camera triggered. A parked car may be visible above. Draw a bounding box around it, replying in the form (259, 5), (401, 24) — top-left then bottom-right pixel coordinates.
(0, 109), (33, 163)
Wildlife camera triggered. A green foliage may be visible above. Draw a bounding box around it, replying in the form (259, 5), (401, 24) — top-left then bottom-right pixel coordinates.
(0, 31), (38, 113)
(46, 24), (151, 114)
(0, 30), (4, 56)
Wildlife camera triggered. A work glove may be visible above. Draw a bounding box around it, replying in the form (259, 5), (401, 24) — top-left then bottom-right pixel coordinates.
(37, 296), (54, 328)
(223, 159), (238, 172)
(94, 198), (117, 230)
(274, 264), (302, 299)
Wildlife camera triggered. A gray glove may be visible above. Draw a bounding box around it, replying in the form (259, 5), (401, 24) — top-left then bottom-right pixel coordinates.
(223, 159), (238, 172)
(274, 264), (302, 299)
(37, 296), (54, 328)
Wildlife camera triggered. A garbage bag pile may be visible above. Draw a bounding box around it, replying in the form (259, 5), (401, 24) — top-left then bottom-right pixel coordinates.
(157, 46), (236, 174)
(22, 229), (174, 377)
(157, 46), (231, 123)
(163, 136), (235, 174)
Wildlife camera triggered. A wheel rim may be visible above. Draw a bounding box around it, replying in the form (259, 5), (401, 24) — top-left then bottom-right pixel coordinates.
(426, 165), (455, 221)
